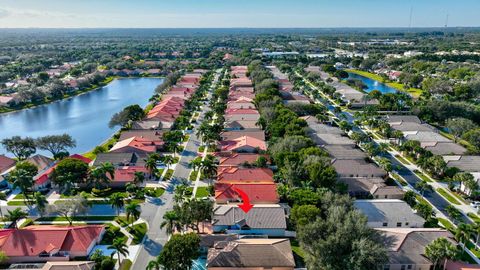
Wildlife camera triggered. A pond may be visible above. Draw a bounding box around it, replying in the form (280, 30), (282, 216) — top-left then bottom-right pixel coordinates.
(347, 72), (398, 94)
(0, 77), (163, 156)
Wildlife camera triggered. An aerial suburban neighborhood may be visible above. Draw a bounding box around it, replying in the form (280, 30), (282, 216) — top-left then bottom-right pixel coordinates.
(1, 1), (480, 270)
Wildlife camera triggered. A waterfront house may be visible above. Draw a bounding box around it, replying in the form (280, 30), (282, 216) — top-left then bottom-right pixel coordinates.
(377, 228), (456, 270)
(92, 152), (146, 168)
(212, 204), (287, 236)
(0, 225), (105, 264)
(109, 136), (159, 154)
(119, 130), (165, 149)
(33, 154), (91, 190)
(207, 238), (295, 270)
(355, 199), (425, 228)
(214, 182), (279, 204)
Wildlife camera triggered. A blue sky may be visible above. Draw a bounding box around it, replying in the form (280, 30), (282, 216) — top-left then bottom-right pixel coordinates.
(0, 0), (478, 28)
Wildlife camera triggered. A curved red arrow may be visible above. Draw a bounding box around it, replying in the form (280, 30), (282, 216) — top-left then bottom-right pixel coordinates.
(232, 186), (254, 213)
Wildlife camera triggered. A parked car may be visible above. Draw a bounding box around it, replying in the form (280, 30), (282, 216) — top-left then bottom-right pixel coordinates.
(470, 201), (480, 208)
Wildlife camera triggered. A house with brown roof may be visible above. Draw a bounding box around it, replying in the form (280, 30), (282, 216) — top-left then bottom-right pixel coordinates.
(207, 238), (295, 270)
(225, 109), (260, 122)
(220, 130), (265, 142)
(224, 120), (260, 131)
(226, 97), (255, 110)
(0, 225), (105, 263)
(217, 167), (274, 183)
(215, 182), (279, 204)
(218, 153), (265, 167)
(338, 177), (405, 199)
(377, 228), (456, 270)
(212, 205), (287, 236)
(109, 137), (159, 154)
(118, 130), (165, 148)
(219, 136), (267, 153)
(0, 155), (15, 174)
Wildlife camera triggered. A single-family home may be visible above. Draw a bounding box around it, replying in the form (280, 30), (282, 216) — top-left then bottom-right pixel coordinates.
(218, 153), (265, 167)
(8, 261), (96, 270)
(215, 182), (279, 204)
(119, 130), (165, 149)
(377, 228), (456, 270)
(444, 156), (480, 194)
(324, 145), (367, 160)
(0, 225), (105, 263)
(333, 159), (388, 178)
(355, 199), (425, 228)
(207, 238), (295, 270)
(338, 177), (405, 199)
(212, 204), (287, 236)
(92, 152), (146, 167)
(224, 120), (260, 131)
(225, 109), (260, 122)
(109, 137), (159, 154)
(219, 136), (267, 153)
(27, 154), (55, 172)
(220, 130), (265, 142)
(0, 155), (16, 174)
(131, 120), (161, 130)
(217, 167), (274, 183)
(109, 166), (150, 187)
(226, 97), (255, 110)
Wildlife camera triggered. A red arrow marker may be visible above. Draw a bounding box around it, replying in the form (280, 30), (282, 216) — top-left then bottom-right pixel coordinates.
(232, 186), (254, 213)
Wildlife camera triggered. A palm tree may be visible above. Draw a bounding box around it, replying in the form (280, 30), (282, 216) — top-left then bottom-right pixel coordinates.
(144, 154), (159, 178)
(33, 192), (48, 217)
(170, 143), (182, 158)
(109, 193), (125, 216)
(146, 260), (160, 270)
(162, 155), (175, 171)
(377, 157), (393, 173)
(189, 157), (202, 172)
(5, 208), (28, 229)
(425, 237), (458, 270)
(455, 223), (472, 257)
(125, 202), (141, 226)
(472, 222), (480, 251)
(160, 210), (181, 236)
(133, 172), (145, 186)
(445, 205), (462, 224)
(174, 184), (188, 204)
(108, 238), (129, 266)
(415, 180), (433, 196)
(89, 162), (114, 189)
(200, 155), (217, 185)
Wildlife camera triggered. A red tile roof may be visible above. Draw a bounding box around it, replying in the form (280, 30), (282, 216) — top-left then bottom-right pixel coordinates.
(0, 225), (104, 257)
(220, 136), (267, 152)
(215, 182), (279, 204)
(217, 167), (274, 183)
(0, 155), (15, 173)
(111, 166), (149, 183)
(218, 153), (263, 167)
(34, 155), (91, 186)
(225, 108), (259, 115)
(110, 137), (159, 153)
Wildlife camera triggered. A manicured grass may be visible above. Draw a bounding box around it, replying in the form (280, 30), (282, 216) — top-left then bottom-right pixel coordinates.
(183, 135), (190, 142)
(189, 170), (202, 181)
(394, 154), (411, 165)
(391, 173), (408, 186)
(83, 136), (118, 160)
(163, 169), (174, 181)
(416, 195), (429, 205)
(436, 188), (461, 205)
(36, 215), (116, 222)
(191, 186), (210, 198)
(346, 69), (423, 98)
(119, 259), (132, 270)
(414, 170), (432, 183)
(291, 240), (305, 259)
(127, 222), (148, 245)
(13, 194), (26, 199)
(451, 191), (468, 204)
(468, 213), (480, 223)
(7, 200), (27, 206)
(437, 217), (454, 231)
(145, 187), (165, 197)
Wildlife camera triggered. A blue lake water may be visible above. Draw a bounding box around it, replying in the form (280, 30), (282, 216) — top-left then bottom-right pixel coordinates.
(348, 72), (398, 94)
(0, 77), (163, 156)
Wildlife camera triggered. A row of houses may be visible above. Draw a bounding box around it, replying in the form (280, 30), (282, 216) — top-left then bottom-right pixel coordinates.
(386, 115), (480, 194)
(204, 66), (295, 269)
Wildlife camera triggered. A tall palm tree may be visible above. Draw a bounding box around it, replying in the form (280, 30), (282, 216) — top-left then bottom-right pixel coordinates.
(33, 192), (48, 217)
(109, 193), (125, 216)
(189, 158), (202, 172)
(455, 223), (472, 257)
(125, 202), (141, 226)
(170, 143), (182, 158)
(89, 162), (114, 189)
(200, 155), (217, 185)
(472, 222), (480, 251)
(162, 155), (175, 171)
(108, 238), (129, 266)
(174, 184), (188, 204)
(160, 210), (181, 235)
(144, 154), (159, 178)
(133, 172), (145, 186)
(415, 180), (433, 196)
(5, 208), (28, 229)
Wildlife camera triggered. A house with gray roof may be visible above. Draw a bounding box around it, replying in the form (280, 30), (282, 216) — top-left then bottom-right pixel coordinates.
(355, 200), (425, 228)
(333, 159), (387, 178)
(309, 133), (356, 146)
(385, 115), (422, 125)
(404, 131), (450, 146)
(212, 205), (287, 236)
(207, 238), (295, 270)
(324, 145), (367, 160)
(391, 122), (435, 132)
(377, 228), (455, 270)
(338, 177), (404, 199)
(92, 152), (146, 167)
(425, 142), (467, 156)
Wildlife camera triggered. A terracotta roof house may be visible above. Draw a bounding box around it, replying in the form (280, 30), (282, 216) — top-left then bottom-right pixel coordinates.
(207, 238), (295, 270)
(230, 78), (253, 89)
(219, 136), (267, 153)
(131, 120), (161, 130)
(225, 109), (260, 122)
(218, 153), (265, 167)
(26, 154), (55, 172)
(220, 130), (265, 142)
(119, 130), (165, 147)
(228, 92), (256, 101)
(217, 167), (274, 183)
(0, 225), (105, 263)
(355, 199), (425, 228)
(226, 97), (255, 110)
(338, 177), (405, 200)
(212, 205), (287, 236)
(232, 87), (255, 93)
(215, 182), (279, 204)
(33, 154), (91, 189)
(0, 154), (16, 173)
(109, 137), (159, 154)
(109, 166), (150, 187)
(377, 228), (456, 270)
(333, 159), (387, 178)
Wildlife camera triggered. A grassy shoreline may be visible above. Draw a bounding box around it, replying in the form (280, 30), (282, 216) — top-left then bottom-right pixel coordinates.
(346, 69), (423, 98)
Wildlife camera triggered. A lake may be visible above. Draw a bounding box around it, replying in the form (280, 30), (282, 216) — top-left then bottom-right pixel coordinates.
(348, 72), (398, 94)
(0, 77), (163, 156)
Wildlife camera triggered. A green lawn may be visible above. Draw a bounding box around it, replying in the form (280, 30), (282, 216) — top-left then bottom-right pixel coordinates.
(163, 169), (174, 180)
(127, 222), (148, 245)
(189, 170), (202, 181)
(193, 186), (210, 198)
(346, 69), (422, 98)
(83, 136), (118, 160)
(145, 187), (165, 197)
(414, 170), (432, 183)
(437, 217), (454, 231)
(119, 259), (132, 270)
(439, 130), (474, 150)
(394, 154), (411, 165)
(391, 173), (408, 186)
(7, 200), (27, 206)
(436, 188), (461, 205)
(468, 213), (480, 223)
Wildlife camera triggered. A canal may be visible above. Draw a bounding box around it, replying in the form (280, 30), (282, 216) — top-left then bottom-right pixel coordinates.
(348, 72), (398, 94)
(0, 77), (163, 156)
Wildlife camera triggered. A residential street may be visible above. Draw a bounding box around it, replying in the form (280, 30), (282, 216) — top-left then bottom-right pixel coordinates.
(131, 70), (219, 270)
